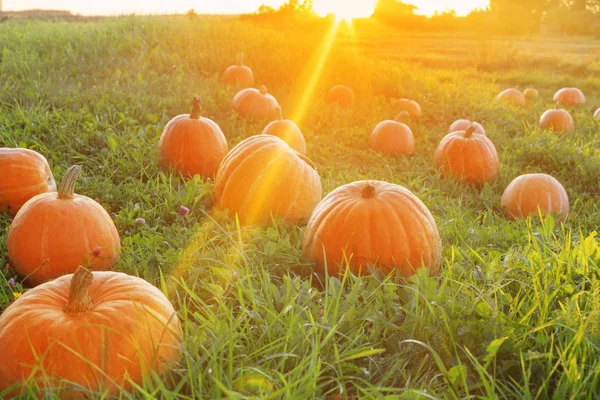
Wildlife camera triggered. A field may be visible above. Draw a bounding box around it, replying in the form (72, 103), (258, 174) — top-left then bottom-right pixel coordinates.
(1, 15), (600, 399)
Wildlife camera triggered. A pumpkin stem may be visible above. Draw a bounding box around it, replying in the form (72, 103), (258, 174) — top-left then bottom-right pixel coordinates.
(295, 151), (316, 169)
(58, 165), (82, 200)
(555, 101), (561, 110)
(464, 125), (476, 138)
(361, 182), (376, 199)
(64, 266), (94, 314)
(395, 111), (409, 123)
(190, 96), (201, 119)
(237, 52), (244, 66)
(276, 106), (283, 121)
(260, 85), (268, 95)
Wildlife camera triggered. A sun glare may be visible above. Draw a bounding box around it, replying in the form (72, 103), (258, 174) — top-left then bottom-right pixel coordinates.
(313, 0), (376, 21)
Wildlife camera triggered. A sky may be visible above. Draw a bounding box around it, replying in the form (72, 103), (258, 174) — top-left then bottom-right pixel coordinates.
(5, 0), (491, 17)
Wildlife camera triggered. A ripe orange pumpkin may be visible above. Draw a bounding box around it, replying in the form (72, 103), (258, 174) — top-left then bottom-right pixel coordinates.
(0, 266), (182, 397)
(232, 85), (279, 121)
(369, 117), (414, 156)
(448, 119), (486, 135)
(7, 166), (121, 286)
(223, 52), (255, 88)
(302, 180), (441, 277)
(214, 134), (322, 225)
(595, 108), (600, 119)
(0, 148), (56, 215)
(501, 173), (569, 221)
(434, 125), (499, 185)
(262, 107), (307, 154)
(496, 88), (526, 105)
(159, 96), (228, 178)
(325, 85), (355, 108)
(394, 98), (422, 118)
(553, 87), (585, 106)
(539, 105), (574, 133)
(523, 88), (539, 100)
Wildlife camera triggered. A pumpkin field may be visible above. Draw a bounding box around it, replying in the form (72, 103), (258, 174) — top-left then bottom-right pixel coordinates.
(1, 14), (600, 399)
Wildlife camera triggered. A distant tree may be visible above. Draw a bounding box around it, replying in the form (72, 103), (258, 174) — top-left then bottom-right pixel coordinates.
(373, 0), (418, 18)
(257, 5), (275, 14)
(186, 8), (197, 18)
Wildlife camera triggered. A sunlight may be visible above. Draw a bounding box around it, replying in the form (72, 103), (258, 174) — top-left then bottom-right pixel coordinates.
(313, 0), (376, 21)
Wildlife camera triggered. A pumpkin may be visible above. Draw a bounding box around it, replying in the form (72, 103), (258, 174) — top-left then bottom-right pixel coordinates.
(595, 108), (600, 119)
(0, 266), (182, 398)
(539, 104), (574, 133)
(325, 85), (355, 108)
(7, 166), (121, 286)
(394, 98), (422, 118)
(434, 125), (499, 185)
(223, 52), (255, 88)
(496, 88), (526, 105)
(523, 88), (539, 100)
(501, 173), (569, 221)
(262, 107), (307, 154)
(0, 148), (56, 215)
(232, 85), (279, 121)
(448, 119), (486, 135)
(214, 134), (322, 225)
(159, 96), (228, 178)
(302, 180), (441, 277)
(369, 116), (414, 156)
(553, 87), (585, 106)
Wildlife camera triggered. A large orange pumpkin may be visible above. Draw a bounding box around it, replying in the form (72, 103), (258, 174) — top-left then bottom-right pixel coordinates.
(0, 266), (182, 398)
(325, 85), (355, 108)
(7, 166), (121, 286)
(523, 88), (539, 100)
(302, 180), (441, 277)
(496, 88), (526, 105)
(262, 107), (307, 154)
(553, 87), (585, 106)
(158, 96), (228, 178)
(0, 148), (56, 215)
(448, 119), (486, 135)
(223, 52), (255, 88)
(214, 134), (322, 225)
(232, 85), (279, 121)
(434, 126), (499, 185)
(501, 173), (569, 221)
(394, 98), (422, 118)
(369, 117), (414, 156)
(539, 105), (574, 133)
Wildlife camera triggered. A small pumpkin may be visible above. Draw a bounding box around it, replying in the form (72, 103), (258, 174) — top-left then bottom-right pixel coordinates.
(0, 148), (56, 215)
(7, 165), (121, 286)
(325, 85), (355, 108)
(523, 88), (539, 100)
(394, 98), (422, 118)
(369, 116), (414, 156)
(448, 119), (486, 135)
(595, 108), (600, 119)
(501, 173), (569, 221)
(496, 88), (526, 105)
(539, 104), (574, 133)
(232, 85), (279, 121)
(214, 134), (322, 225)
(553, 87), (585, 106)
(434, 125), (499, 185)
(159, 96), (228, 178)
(262, 107), (307, 154)
(223, 52), (255, 88)
(0, 266), (182, 397)
(302, 180), (441, 277)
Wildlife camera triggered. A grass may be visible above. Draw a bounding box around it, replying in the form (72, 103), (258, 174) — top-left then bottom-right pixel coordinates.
(0, 14), (600, 399)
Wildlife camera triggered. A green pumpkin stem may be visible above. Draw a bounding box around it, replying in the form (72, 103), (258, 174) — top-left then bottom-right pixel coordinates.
(260, 85), (268, 96)
(58, 165), (82, 200)
(64, 266), (94, 314)
(190, 96), (201, 119)
(361, 182), (376, 199)
(464, 125), (476, 138)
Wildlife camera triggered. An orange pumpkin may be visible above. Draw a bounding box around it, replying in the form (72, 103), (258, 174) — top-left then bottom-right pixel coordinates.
(7, 166), (121, 286)
(159, 96), (228, 178)
(232, 85), (279, 121)
(496, 88), (526, 105)
(0, 266), (182, 398)
(394, 98), (422, 118)
(434, 125), (499, 185)
(302, 180), (441, 277)
(325, 85), (355, 108)
(262, 107), (307, 154)
(501, 173), (569, 221)
(523, 88), (539, 100)
(214, 134), (322, 225)
(595, 108), (600, 119)
(369, 117), (414, 156)
(539, 105), (574, 133)
(223, 52), (255, 88)
(448, 119), (486, 135)
(553, 87), (585, 106)
(0, 148), (56, 215)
